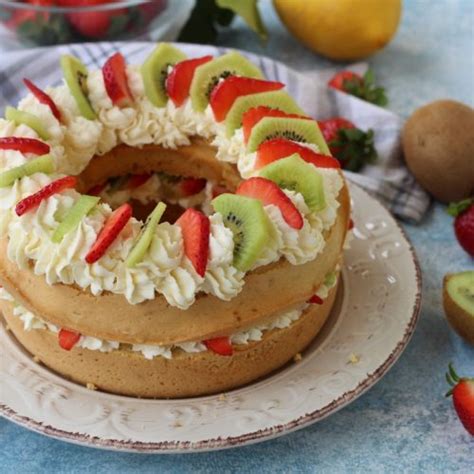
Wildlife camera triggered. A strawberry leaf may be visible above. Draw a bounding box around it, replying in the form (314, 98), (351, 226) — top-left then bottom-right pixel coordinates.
(343, 69), (388, 107)
(447, 198), (473, 217)
(329, 127), (378, 172)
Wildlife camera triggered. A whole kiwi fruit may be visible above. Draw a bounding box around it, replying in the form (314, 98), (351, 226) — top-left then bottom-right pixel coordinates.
(402, 100), (474, 203)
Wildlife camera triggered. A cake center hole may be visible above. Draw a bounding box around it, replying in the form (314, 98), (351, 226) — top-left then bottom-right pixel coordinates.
(89, 172), (229, 223)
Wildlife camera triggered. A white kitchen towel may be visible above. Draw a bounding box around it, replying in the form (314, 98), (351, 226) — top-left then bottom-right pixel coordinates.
(0, 41), (430, 223)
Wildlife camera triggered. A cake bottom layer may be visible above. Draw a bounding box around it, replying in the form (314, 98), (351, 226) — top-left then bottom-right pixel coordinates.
(2, 280), (339, 398)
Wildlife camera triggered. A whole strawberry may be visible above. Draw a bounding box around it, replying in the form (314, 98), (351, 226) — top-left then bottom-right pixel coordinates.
(446, 364), (474, 436)
(447, 198), (474, 258)
(328, 69), (388, 106)
(318, 118), (377, 172)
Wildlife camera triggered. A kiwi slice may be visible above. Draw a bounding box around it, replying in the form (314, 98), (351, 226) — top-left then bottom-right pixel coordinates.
(212, 193), (271, 272)
(141, 43), (187, 108)
(126, 201), (167, 268)
(5, 106), (50, 140)
(60, 55), (96, 120)
(190, 51), (263, 113)
(443, 271), (474, 345)
(259, 154), (326, 211)
(52, 195), (100, 243)
(0, 154), (55, 188)
(247, 116), (330, 153)
(225, 91), (304, 137)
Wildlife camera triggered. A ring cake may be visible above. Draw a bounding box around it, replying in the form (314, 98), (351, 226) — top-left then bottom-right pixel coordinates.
(0, 44), (351, 398)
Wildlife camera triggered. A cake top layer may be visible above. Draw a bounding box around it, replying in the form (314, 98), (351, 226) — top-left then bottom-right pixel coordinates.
(0, 43), (345, 309)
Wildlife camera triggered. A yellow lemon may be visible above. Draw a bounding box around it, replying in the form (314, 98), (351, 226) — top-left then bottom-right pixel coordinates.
(273, 0), (402, 60)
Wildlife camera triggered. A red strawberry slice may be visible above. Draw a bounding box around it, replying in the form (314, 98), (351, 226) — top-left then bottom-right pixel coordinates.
(15, 176), (77, 216)
(175, 208), (210, 277)
(58, 328), (81, 351)
(23, 78), (62, 122)
(0, 137), (50, 155)
(85, 203), (132, 264)
(87, 182), (107, 196)
(255, 138), (340, 170)
(210, 77), (285, 122)
(166, 56), (213, 107)
(308, 295), (323, 304)
(242, 106), (310, 143)
(348, 218), (354, 230)
(236, 177), (303, 229)
(179, 177), (207, 197)
(127, 173), (151, 189)
(204, 337), (233, 356)
(102, 52), (134, 107)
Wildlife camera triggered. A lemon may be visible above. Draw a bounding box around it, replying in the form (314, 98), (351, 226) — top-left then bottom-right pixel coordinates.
(273, 0), (402, 60)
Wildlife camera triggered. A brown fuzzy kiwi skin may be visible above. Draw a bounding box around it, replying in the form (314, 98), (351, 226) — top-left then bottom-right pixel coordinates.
(402, 100), (474, 203)
(443, 273), (474, 346)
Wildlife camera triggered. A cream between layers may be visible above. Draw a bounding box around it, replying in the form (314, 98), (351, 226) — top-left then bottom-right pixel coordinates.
(0, 62), (344, 309)
(0, 266), (339, 359)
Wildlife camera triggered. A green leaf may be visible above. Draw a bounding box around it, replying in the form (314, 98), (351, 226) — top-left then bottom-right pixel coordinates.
(216, 0), (267, 40)
(343, 68), (388, 107)
(107, 14), (130, 38)
(447, 198), (473, 216)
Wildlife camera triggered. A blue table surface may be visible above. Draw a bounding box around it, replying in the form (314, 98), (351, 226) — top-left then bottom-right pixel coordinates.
(0, 0), (473, 472)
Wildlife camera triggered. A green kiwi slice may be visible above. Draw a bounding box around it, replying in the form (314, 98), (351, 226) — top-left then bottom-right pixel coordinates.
(443, 271), (474, 344)
(190, 51), (263, 113)
(52, 195), (100, 243)
(5, 106), (50, 140)
(212, 193), (271, 272)
(247, 116), (330, 153)
(259, 154), (326, 211)
(60, 55), (96, 120)
(141, 43), (187, 107)
(0, 154), (55, 188)
(225, 91), (304, 137)
(126, 201), (167, 268)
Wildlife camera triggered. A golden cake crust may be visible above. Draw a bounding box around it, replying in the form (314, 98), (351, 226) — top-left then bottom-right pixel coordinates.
(1, 280), (338, 398)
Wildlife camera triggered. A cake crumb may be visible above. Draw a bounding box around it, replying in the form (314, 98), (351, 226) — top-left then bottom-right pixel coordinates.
(348, 353), (360, 364)
(86, 382), (97, 391)
(293, 353), (302, 362)
(218, 393), (227, 402)
(173, 421), (183, 428)
(33, 355), (41, 363)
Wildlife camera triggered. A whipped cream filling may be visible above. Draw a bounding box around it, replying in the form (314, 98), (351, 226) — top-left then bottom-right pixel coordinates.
(0, 267), (338, 359)
(0, 60), (344, 308)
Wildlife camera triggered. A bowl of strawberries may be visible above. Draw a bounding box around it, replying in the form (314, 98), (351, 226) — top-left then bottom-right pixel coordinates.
(0, 0), (177, 47)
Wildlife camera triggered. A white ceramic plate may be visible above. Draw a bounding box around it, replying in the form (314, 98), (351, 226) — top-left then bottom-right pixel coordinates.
(0, 182), (421, 452)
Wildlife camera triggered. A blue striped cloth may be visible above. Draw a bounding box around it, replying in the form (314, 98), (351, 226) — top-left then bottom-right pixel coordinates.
(0, 41), (431, 223)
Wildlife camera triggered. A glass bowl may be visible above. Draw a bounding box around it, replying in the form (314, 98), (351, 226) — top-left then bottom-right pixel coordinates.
(0, 0), (186, 48)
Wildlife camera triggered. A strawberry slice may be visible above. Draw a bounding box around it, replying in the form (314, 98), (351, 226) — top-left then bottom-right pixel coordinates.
(23, 78), (62, 122)
(210, 77), (285, 122)
(348, 218), (354, 230)
(0, 137), (50, 155)
(15, 176), (77, 216)
(87, 182), (107, 196)
(58, 328), (81, 351)
(242, 106), (309, 143)
(102, 52), (134, 107)
(85, 203), (132, 264)
(255, 138), (340, 170)
(166, 56), (213, 107)
(127, 173), (151, 189)
(179, 177), (207, 197)
(308, 295), (323, 304)
(175, 208), (210, 277)
(236, 177), (303, 229)
(204, 337), (233, 356)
